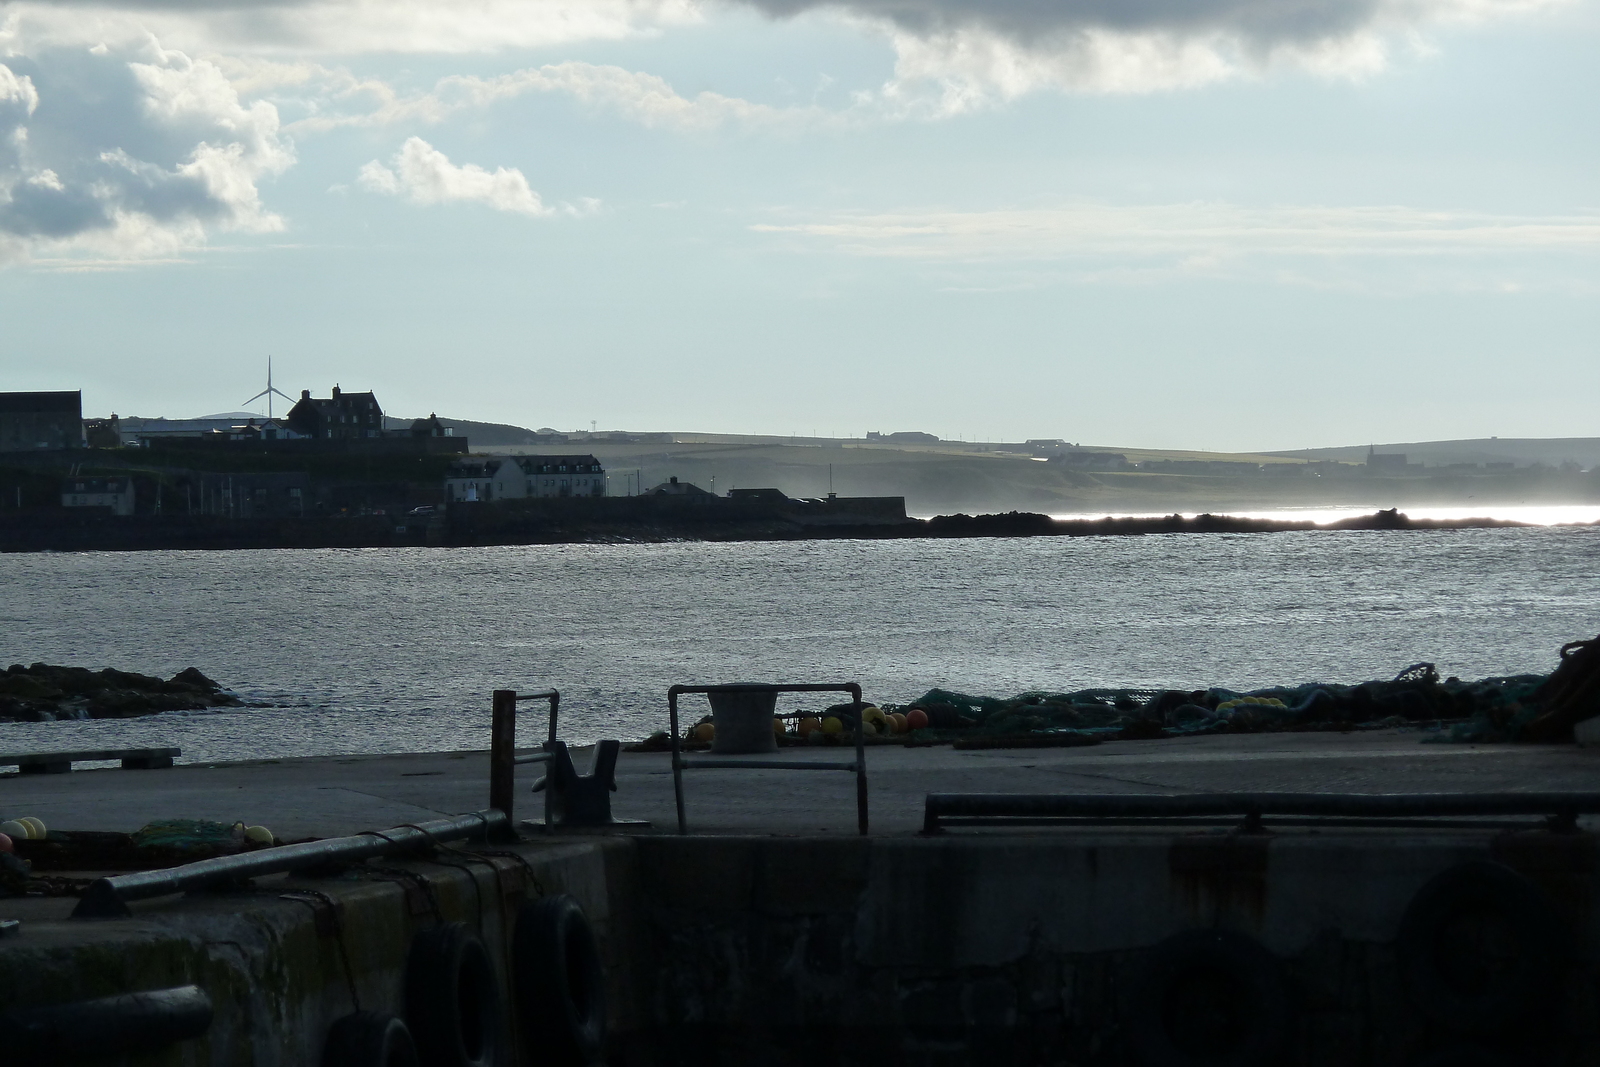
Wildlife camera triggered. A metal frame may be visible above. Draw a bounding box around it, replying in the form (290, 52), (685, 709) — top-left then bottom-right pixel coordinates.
(489, 688), (560, 826)
(72, 810), (505, 918)
(669, 682), (867, 835)
(922, 791), (1600, 833)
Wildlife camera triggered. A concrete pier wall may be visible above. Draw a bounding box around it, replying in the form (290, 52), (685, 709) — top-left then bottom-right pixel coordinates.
(0, 838), (636, 1065)
(3, 828), (1597, 1064)
(627, 831), (1600, 1065)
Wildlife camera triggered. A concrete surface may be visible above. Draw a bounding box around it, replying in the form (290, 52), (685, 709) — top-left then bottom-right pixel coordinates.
(3, 729), (1597, 839)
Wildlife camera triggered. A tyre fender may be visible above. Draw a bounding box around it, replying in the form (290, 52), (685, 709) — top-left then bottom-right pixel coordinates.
(322, 1011), (420, 1067)
(1396, 860), (1564, 1037)
(405, 922), (505, 1067)
(1413, 1048), (1517, 1067)
(512, 894), (607, 1066)
(1125, 928), (1289, 1067)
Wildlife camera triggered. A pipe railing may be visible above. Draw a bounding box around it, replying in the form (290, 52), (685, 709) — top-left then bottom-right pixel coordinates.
(922, 792), (1600, 834)
(489, 688), (559, 825)
(670, 683), (867, 835)
(72, 810), (505, 919)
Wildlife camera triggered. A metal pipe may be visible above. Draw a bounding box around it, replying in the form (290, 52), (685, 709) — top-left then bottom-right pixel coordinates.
(490, 688), (560, 827)
(490, 689), (517, 823)
(7, 984), (213, 1061)
(678, 760), (858, 771)
(72, 810), (506, 919)
(922, 792), (1600, 833)
(513, 688), (561, 744)
(668, 683), (866, 835)
(670, 689), (686, 834)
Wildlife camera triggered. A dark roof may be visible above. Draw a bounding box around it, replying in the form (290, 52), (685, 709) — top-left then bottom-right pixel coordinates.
(62, 477), (130, 491)
(0, 390), (82, 414)
(521, 454), (602, 469)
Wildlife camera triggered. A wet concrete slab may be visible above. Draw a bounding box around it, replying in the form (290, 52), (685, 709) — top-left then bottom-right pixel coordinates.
(2, 730), (1595, 839)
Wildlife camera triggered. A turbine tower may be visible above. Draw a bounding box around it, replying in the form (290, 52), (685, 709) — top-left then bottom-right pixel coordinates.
(243, 357), (294, 420)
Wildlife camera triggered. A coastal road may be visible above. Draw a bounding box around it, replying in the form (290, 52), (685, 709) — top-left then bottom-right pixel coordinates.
(3, 730), (1597, 839)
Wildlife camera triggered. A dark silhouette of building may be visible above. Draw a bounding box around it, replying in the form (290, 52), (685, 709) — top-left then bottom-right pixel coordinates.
(1, 390), (85, 451)
(409, 413), (451, 438)
(286, 387), (385, 440)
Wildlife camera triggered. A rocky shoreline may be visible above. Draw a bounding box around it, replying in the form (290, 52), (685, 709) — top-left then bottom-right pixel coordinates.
(0, 664), (241, 723)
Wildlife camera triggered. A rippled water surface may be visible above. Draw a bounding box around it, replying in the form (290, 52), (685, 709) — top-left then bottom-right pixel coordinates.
(5, 528), (1600, 762)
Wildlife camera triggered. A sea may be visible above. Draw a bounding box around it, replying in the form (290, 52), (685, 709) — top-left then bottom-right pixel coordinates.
(4, 508), (1600, 763)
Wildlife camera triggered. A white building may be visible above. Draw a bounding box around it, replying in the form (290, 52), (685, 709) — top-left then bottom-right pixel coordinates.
(62, 476), (135, 516)
(444, 454), (606, 502)
(521, 455), (605, 499)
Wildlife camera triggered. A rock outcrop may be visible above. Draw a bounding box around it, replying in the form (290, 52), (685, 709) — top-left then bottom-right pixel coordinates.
(0, 664), (242, 723)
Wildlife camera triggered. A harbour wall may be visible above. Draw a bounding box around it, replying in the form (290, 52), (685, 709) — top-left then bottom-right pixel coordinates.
(3, 829), (1597, 1064)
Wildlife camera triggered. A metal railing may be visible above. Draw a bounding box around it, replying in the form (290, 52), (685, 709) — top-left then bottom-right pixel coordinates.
(72, 810), (506, 918)
(670, 683), (867, 835)
(922, 792), (1600, 833)
(489, 688), (559, 825)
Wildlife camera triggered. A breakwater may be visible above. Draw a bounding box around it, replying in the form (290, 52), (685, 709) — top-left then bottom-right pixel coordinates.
(0, 501), (1552, 553)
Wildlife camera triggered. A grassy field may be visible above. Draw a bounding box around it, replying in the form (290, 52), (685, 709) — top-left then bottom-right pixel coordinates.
(489, 434), (1599, 515)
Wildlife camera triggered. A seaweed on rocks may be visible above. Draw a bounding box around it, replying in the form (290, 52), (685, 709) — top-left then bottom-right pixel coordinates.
(897, 657), (1575, 745)
(0, 663), (241, 723)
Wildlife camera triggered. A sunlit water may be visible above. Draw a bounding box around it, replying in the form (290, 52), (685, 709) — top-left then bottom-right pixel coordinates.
(4, 526), (1600, 762)
(1051, 505), (1600, 526)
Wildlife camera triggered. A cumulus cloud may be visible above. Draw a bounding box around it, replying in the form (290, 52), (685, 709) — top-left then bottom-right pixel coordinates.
(357, 137), (563, 216)
(740, 0), (1565, 106)
(0, 41), (293, 264)
(1, 0), (1564, 123)
(286, 61), (817, 133)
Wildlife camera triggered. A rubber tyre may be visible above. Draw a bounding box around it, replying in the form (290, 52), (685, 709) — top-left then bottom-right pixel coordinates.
(404, 922), (504, 1067)
(1396, 861), (1563, 1038)
(322, 1012), (420, 1067)
(1414, 1049), (1516, 1067)
(1125, 928), (1289, 1067)
(512, 895), (606, 1066)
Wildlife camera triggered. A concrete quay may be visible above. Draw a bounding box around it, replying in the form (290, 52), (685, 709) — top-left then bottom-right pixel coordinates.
(3, 728), (1597, 839)
(8, 731), (1600, 1065)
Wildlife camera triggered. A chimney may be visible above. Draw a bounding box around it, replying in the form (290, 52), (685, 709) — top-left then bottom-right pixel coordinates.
(332, 385), (341, 399)
(301, 389), (310, 400)
(670, 476), (678, 485)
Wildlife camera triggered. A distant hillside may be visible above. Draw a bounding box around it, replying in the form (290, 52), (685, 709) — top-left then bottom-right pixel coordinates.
(385, 416), (558, 446)
(1267, 437), (1600, 468)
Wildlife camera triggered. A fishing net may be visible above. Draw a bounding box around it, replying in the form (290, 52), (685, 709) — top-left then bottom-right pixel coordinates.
(890, 666), (1555, 744)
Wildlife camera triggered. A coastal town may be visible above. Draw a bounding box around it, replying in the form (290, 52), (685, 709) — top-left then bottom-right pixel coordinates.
(5, 386), (1598, 551)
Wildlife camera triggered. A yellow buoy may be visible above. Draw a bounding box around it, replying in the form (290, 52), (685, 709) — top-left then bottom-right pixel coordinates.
(821, 716), (843, 735)
(693, 722), (715, 743)
(797, 716), (822, 737)
(18, 817), (45, 839)
(243, 825), (274, 846)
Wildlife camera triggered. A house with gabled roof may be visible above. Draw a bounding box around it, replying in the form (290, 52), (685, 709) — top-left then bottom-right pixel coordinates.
(285, 387), (385, 440)
(444, 454), (606, 502)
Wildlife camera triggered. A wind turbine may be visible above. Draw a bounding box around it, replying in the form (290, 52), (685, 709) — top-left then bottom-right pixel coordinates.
(243, 357), (294, 420)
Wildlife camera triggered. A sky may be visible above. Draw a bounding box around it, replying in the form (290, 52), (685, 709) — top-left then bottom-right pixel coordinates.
(0, 0), (1596, 451)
